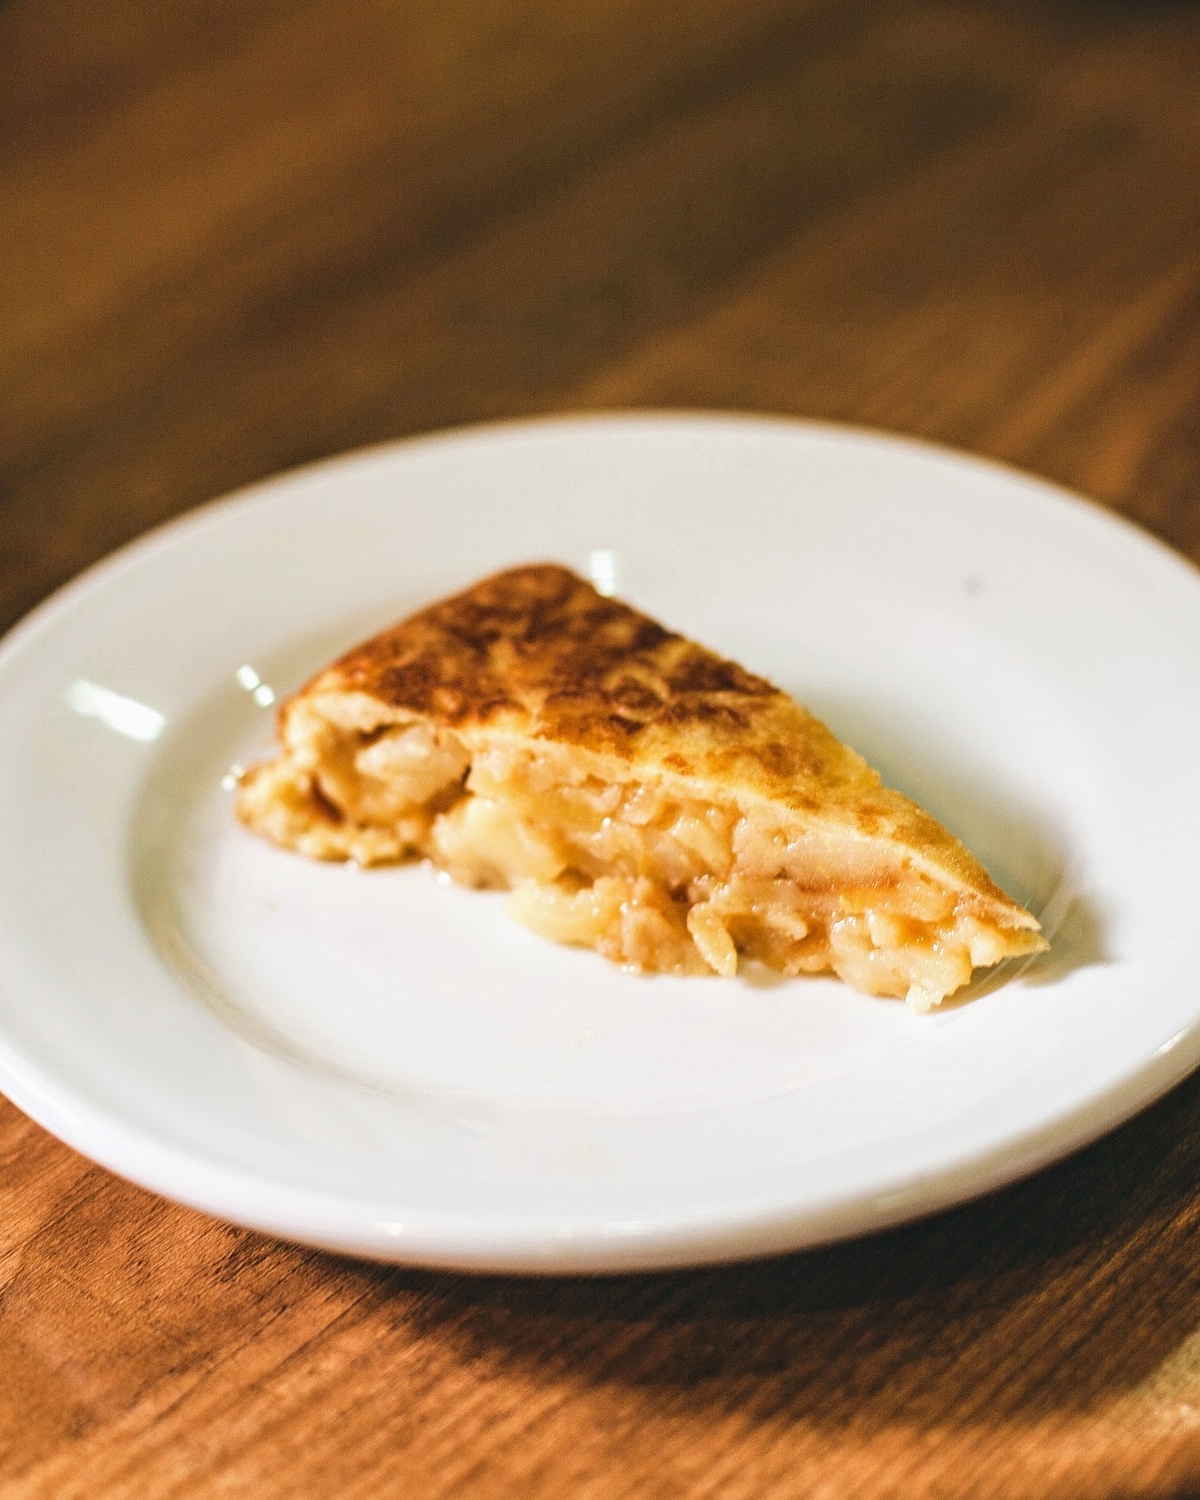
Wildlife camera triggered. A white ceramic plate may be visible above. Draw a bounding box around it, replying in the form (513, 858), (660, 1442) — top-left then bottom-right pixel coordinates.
(1, 414), (1198, 1272)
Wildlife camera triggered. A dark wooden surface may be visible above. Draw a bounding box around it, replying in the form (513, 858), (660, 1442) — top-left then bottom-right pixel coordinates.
(5, 2), (1200, 1494)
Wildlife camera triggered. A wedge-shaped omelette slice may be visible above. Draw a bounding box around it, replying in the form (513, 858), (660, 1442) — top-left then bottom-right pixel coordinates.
(237, 564), (1046, 1008)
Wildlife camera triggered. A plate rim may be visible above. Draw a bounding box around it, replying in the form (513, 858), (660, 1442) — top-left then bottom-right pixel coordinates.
(5, 406), (1199, 678)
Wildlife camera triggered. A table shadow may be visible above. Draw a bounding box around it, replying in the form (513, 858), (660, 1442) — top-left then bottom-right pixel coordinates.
(362, 1067), (1200, 1428)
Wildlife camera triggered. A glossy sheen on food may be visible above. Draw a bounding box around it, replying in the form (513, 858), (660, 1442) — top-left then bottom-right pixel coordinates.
(237, 564), (1046, 1006)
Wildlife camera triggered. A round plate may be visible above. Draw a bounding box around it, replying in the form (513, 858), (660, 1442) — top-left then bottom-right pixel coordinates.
(0, 414), (1197, 1272)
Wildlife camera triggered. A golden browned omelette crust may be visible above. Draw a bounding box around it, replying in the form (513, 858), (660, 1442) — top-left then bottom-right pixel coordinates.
(238, 564), (1046, 1007)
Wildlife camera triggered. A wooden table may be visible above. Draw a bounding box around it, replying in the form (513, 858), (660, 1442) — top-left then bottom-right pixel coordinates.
(4, 2), (1200, 1494)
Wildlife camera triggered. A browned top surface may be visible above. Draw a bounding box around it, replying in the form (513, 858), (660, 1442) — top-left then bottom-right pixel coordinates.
(321, 562), (779, 737)
(307, 562), (1027, 912)
(6, 2), (1200, 1497)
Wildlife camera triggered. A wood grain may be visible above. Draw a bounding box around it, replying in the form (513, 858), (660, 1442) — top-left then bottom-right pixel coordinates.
(4, 1), (1200, 1494)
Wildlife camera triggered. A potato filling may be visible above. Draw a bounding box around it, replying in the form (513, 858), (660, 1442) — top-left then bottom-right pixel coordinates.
(236, 709), (1037, 1007)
